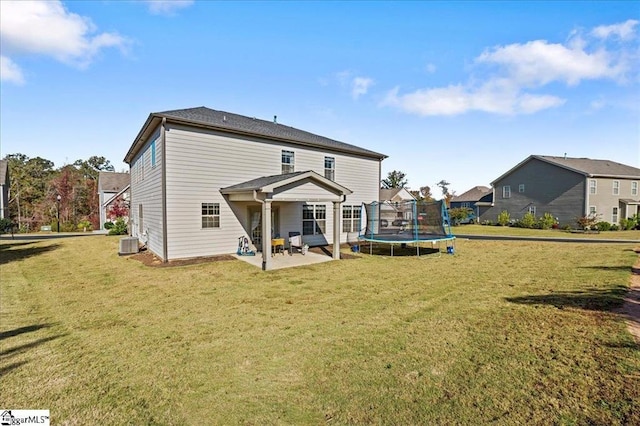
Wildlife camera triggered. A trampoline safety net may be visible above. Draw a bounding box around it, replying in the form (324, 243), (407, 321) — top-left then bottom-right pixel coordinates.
(359, 199), (454, 243)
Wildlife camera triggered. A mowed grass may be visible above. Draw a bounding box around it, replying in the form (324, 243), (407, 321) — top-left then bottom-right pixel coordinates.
(453, 224), (640, 240)
(1, 235), (639, 424)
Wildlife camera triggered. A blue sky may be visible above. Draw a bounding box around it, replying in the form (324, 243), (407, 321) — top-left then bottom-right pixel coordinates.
(1, 1), (638, 196)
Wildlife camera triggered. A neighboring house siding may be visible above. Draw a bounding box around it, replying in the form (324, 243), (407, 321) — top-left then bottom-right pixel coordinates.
(162, 124), (380, 259)
(589, 177), (639, 222)
(485, 158), (584, 225)
(130, 127), (164, 256)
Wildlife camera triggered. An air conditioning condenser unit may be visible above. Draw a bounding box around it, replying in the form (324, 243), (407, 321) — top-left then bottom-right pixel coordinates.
(119, 237), (139, 255)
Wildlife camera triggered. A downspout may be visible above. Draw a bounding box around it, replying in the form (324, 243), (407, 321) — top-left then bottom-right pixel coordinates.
(161, 117), (168, 262)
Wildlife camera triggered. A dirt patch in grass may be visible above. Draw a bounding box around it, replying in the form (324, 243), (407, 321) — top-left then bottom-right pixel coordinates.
(129, 250), (237, 267)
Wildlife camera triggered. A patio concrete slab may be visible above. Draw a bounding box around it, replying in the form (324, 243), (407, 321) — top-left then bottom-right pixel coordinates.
(233, 250), (335, 270)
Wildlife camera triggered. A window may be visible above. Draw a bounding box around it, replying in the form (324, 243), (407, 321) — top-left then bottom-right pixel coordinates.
(138, 204), (143, 233)
(632, 181), (638, 196)
(151, 140), (156, 168)
(528, 205), (536, 215)
(202, 203), (220, 228)
(612, 207), (618, 224)
(589, 179), (597, 195)
(461, 202), (470, 208)
(519, 184), (525, 193)
(342, 205), (361, 232)
(588, 206), (596, 216)
(303, 204), (326, 235)
(324, 157), (335, 181)
(282, 150), (294, 174)
(612, 180), (620, 195)
(502, 185), (511, 199)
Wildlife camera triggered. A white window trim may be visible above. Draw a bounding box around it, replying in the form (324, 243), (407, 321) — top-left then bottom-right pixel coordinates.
(282, 150), (295, 174)
(612, 180), (620, 196)
(202, 203), (220, 229)
(502, 185), (511, 199)
(612, 207), (619, 224)
(519, 184), (525, 193)
(324, 156), (335, 181)
(342, 205), (361, 233)
(303, 204), (326, 236)
(589, 179), (597, 195)
(632, 181), (638, 196)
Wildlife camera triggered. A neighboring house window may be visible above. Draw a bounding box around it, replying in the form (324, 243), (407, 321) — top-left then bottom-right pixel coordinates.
(528, 205), (536, 215)
(202, 203), (220, 228)
(342, 205), (361, 232)
(612, 207), (618, 224)
(519, 184), (525, 193)
(612, 180), (620, 195)
(151, 140), (156, 168)
(461, 202), (470, 208)
(324, 157), (335, 181)
(502, 186), (511, 199)
(138, 204), (143, 233)
(632, 181), (638, 196)
(282, 150), (295, 174)
(589, 179), (597, 195)
(589, 206), (596, 216)
(303, 204), (326, 236)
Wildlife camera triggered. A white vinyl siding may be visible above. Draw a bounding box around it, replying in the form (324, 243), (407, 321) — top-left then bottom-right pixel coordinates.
(502, 186), (511, 199)
(157, 124), (381, 259)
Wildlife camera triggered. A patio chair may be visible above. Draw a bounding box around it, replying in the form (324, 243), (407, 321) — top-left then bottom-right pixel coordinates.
(288, 231), (306, 255)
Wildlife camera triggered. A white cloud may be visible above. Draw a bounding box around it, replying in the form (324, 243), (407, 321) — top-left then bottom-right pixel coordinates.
(0, 0), (128, 83)
(591, 19), (638, 41)
(384, 20), (637, 116)
(144, 0), (194, 15)
(0, 55), (25, 84)
(352, 77), (374, 99)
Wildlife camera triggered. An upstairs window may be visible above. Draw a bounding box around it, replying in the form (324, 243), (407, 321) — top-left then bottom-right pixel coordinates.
(589, 180), (597, 195)
(202, 203), (220, 228)
(519, 184), (525, 193)
(612, 180), (620, 195)
(502, 185), (511, 199)
(632, 181), (638, 196)
(324, 157), (335, 181)
(150, 140), (156, 168)
(282, 150), (295, 174)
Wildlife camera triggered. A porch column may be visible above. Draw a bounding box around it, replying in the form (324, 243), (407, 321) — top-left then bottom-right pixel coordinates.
(262, 201), (272, 270)
(333, 201), (341, 260)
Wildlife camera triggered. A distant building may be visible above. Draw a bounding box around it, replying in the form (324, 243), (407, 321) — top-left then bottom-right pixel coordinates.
(450, 186), (492, 219)
(379, 187), (416, 202)
(98, 172), (130, 229)
(481, 155), (640, 226)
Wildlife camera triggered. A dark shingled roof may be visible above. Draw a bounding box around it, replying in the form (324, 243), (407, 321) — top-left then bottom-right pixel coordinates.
(451, 186), (491, 202)
(153, 106), (386, 160)
(537, 155), (640, 177)
(98, 171), (130, 192)
(0, 160), (7, 184)
(221, 171), (309, 192)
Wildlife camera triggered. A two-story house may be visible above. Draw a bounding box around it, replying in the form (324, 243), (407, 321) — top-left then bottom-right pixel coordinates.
(98, 171), (130, 230)
(124, 106), (386, 270)
(481, 155), (640, 226)
(450, 186), (492, 220)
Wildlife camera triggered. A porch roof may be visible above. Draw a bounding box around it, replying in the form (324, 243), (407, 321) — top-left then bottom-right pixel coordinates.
(220, 170), (352, 200)
(620, 199), (640, 205)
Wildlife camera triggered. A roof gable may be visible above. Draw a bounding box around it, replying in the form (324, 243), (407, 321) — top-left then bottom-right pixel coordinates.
(451, 186), (491, 202)
(98, 171), (130, 192)
(220, 170), (352, 196)
(126, 106), (387, 163)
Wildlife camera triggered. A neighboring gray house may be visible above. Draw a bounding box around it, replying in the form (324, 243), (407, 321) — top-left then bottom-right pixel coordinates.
(124, 106), (386, 270)
(98, 172), (130, 230)
(0, 159), (8, 220)
(481, 155), (640, 226)
(450, 186), (492, 219)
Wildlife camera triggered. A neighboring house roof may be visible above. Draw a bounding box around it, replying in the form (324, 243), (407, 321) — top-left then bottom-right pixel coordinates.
(379, 188), (415, 201)
(0, 159), (8, 184)
(492, 155), (640, 185)
(103, 184), (131, 207)
(221, 170), (352, 196)
(125, 106), (387, 163)
(98, 171), (130, 193)
(451, 186), (491, 203)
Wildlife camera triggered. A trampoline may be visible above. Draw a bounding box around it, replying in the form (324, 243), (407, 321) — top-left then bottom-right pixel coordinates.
(358, 199), (455, 256)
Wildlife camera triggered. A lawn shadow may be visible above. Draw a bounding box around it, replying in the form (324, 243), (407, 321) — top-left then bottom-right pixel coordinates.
(0, 243), (60, 265)
(0, 323), (54, 341)
(0, 361), (28, 378)
(0, 334), (67, 358)
(505, 285), (629, 312)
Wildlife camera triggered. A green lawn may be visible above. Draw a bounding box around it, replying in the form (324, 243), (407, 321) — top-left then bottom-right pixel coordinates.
(452, 224), (640, 240)
(1, 235), (639, 424)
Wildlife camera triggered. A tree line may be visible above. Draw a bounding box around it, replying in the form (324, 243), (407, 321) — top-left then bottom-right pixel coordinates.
(3, 153), (119, 232)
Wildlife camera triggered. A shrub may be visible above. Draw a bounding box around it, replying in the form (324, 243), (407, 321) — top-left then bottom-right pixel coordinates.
(517, 212), (537, 229)
(610, 224), (619, 231)
(108, 217), (128, 235)
(538, 213), (556, 230)
(104, 221), (114, 230)
(77, 220), (92, 232)
(481, 220), (493, 226)
(0, 218), (13, 234)
(596, 221), (612, 231)
(497, 211), (510, 226)
(577, 215), (599, 231)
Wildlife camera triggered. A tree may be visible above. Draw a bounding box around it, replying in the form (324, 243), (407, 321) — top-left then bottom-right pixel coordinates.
(382, 170), (408, 189)
(436, 180), (455, 206)
(73, 156), (115, 180)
